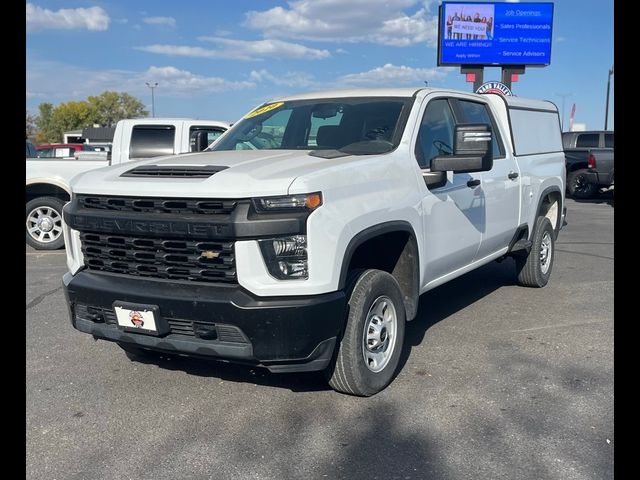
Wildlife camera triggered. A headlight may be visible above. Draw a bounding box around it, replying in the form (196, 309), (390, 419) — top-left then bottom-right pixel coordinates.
(258, 235), (308, 280)
(253, 192), (322, 212)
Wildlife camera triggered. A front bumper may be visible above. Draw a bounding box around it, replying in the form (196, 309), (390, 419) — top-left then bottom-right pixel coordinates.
(63, 271), (345, 373)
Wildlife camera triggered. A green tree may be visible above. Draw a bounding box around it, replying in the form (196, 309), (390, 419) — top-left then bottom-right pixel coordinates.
(87, 91), (148, 127)
(26, 110), (37, 140)
(32, 92), (148, 143)
(35, 102), (54, 143)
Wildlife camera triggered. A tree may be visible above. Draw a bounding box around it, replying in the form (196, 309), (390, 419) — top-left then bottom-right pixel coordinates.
(87, 91), (148, 127)
(35, 103), (54, 144)
(49, 101), (94, 141)
(26, 110), (37, 140)
(32, 91), (148, 143)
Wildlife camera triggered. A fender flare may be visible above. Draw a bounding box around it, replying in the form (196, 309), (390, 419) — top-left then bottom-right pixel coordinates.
(534, 185), (563, 235)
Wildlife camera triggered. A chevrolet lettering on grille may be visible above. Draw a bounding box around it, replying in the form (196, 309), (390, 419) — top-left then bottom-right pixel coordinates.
(66, 214), (233, 238)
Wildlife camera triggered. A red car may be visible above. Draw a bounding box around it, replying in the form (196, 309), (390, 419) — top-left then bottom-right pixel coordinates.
(36, 143), (91, 158)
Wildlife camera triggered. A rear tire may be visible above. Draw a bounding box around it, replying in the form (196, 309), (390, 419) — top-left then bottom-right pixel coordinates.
(515, 216), (555, 288)
(567, 169), (597, 199)
(25, 197), (66, 250)
(325, 269), (406, 396)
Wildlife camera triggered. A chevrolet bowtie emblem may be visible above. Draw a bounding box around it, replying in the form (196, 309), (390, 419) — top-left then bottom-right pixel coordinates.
(200, 250), (219, 259)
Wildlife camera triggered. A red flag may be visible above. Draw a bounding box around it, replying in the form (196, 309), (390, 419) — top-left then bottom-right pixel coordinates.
(569, 103), (576, 131)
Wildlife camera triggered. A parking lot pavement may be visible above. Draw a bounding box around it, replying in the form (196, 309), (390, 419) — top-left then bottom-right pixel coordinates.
(26, 196), (613, 480)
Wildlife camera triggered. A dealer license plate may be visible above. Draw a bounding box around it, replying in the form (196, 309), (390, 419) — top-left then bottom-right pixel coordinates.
(113, 302), (159, 334)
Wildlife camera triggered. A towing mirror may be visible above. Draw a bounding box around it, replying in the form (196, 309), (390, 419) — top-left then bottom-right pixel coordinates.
(431, 123), (493, 173)
(193, 130), (210, 152)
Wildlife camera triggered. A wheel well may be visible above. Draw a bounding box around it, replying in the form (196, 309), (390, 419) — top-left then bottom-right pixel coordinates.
(26, 183), (70, 204)
(567, 163), (587, 172)
(538, 191), (562, 235)
(345, 230), (419, 321)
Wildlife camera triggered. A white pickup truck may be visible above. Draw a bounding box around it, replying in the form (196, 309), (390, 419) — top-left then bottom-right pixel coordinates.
(26, 118), (229, 250)
(62, 88), (566, 396)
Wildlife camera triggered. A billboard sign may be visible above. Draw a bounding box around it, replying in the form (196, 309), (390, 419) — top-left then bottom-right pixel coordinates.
(438, 2), (554, 66)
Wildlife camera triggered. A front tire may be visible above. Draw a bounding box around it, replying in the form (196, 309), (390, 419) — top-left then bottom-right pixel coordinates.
(515, 216), (555, 288)
(567, 169), (597, 199)
(325, 269), (406, 396)
(25, 197), (66, 250)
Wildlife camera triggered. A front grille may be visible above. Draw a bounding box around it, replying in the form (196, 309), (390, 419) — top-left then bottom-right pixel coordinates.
(121, 165), (228, 178)
(74, 304), (249, 343)
(81, 232), (236, 283)
(77, 195), (238, 215)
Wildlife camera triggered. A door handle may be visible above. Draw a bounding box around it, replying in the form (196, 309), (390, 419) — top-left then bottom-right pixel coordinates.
(467, 179), (481, 188)
(508, 171), (519, 180)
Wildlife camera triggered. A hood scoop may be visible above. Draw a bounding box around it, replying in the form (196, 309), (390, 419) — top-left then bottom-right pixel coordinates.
(121, 165), (228, 178)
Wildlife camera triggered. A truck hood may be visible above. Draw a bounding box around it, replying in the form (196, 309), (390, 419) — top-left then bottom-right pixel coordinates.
(69, 149), (359, 198)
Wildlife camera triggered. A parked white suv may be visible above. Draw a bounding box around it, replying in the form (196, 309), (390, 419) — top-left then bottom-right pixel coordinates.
(26, 118), (229, 250)
(62, 88), (566, 396)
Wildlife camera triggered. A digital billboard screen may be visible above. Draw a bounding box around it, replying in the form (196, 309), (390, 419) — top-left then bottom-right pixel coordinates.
(438, 2), (554, 66)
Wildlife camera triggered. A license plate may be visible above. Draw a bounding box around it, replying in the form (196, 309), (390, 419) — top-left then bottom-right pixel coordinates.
(113, 302), (159, 334)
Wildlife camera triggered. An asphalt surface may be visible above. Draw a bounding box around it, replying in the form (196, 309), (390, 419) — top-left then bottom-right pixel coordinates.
(26, 196), (614, 480)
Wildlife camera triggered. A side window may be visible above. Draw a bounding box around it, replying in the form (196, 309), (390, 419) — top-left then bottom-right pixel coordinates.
(575, 133), (599, 148)
(38, 148), (53, 158)
(415, 99), (456, 169)
(189, 126), (226, 152)
(604, 133), (614, 148)
(456, 100), (504, 158)
(130, 125), (175, 158)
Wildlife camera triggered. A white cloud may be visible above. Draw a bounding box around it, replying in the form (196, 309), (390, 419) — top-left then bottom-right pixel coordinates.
(245, 0), (439, 47)
(137, 38), (330, 61)
(338, 63), (451, 87)
(142, 16), (176, 27)
(249, 69), (316, 88)
(144, 66), (255, 92)
(26, 60), (257, 100)
(26, 3), (110, 32)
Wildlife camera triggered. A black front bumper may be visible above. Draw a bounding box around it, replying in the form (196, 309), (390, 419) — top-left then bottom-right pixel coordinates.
(63, 271), (345, 373)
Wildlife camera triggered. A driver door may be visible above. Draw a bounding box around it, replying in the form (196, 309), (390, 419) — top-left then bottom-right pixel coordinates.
(415, 97), (484, 286)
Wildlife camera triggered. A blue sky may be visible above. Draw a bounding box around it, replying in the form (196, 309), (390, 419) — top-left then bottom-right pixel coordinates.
(26, 0), (613, 129)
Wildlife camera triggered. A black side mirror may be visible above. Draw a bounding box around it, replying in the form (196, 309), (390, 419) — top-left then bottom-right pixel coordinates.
(431, 123), (493, 173)
(193, 130), (210, 152)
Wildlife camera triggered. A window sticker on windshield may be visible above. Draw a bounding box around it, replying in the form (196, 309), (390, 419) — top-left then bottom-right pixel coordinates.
(244, 102), (284, 119)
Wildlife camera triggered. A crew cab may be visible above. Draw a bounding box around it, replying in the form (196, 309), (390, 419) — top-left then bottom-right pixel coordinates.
(26, 118), (229, 250)
(62, 88), (566, 396)
(562, 130), (614, 198)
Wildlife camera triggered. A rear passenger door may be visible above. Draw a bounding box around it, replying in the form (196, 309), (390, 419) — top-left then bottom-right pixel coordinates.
(452, 98), (519, 259)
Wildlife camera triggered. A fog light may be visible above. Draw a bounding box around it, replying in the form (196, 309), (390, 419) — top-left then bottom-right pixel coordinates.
(259, 235), (308, 280)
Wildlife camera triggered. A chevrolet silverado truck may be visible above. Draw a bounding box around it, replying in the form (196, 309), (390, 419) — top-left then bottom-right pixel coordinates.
(26, 118), (229, 250)
(62, 88), (566, 396)
(563, 130), (614, 198)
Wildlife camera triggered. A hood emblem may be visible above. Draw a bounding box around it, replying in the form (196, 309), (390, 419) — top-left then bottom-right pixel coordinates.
(200, 250), (220, 260)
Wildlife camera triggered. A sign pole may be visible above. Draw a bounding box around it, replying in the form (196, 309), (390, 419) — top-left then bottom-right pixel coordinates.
(461, 66), (484, 93)
(501, 66), (526, 90)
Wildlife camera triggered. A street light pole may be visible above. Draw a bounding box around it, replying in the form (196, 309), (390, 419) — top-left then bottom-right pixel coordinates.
(604, 65), (613, 130)
(145, 82), (158, 117)
(556, 93), (572, 131)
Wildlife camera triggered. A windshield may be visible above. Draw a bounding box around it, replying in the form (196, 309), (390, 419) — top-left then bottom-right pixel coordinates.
(211, 97), (413, 155)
